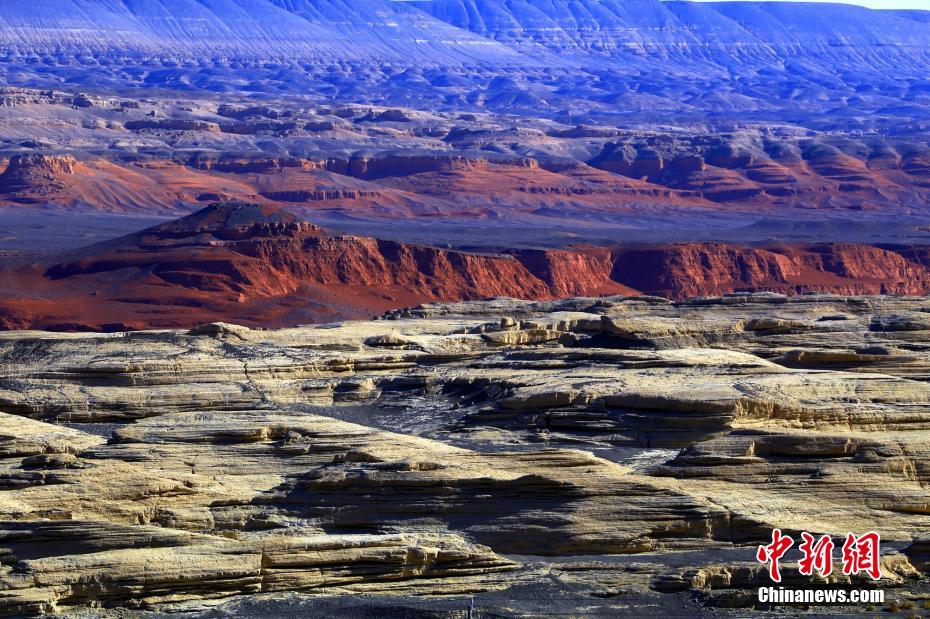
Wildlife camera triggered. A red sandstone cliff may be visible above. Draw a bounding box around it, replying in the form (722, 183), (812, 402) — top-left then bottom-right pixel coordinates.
(3, 203), (930, 331)
(610, 243), (930, 298)
(0, 203), (631, 330)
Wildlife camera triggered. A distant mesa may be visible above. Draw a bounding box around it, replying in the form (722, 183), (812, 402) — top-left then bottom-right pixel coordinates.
(3, 203), (930, 331)
(0, 202), (629, 330)
(138, 201), (322, 241)
(2, 129), (930, 223)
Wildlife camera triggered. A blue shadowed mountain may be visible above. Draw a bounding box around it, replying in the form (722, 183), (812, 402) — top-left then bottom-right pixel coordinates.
(0, 0), (527, 64)
(412, 0), (930, 71)
(0, 0), (928, 117)
(2, 0), (928, 68)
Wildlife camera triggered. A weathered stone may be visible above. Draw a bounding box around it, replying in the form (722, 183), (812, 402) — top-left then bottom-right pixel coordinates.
(2, 294), (930, 614)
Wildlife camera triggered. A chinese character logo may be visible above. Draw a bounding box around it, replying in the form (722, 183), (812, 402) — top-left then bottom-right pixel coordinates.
(756, 530), (882, 582)
(841, 532), (882, 581)
(798, 532), (834, 578)
(756, 528), (794, 583)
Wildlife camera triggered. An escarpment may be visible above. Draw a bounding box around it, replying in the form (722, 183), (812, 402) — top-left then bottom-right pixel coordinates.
(610, 243), (930, 299)
(2, 89), (930, 232)
(0, 202), (631, 330)
(0, 154), (77, 202)
(5, 203), (930, 331)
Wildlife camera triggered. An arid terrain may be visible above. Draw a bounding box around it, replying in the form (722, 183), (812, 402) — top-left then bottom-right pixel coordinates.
(4, 83), (930, 325)
(2, 88), (930, 245)
(2, 0), (930, 616)
(2, 294), (930, 615)
(6, 201), (930, 331)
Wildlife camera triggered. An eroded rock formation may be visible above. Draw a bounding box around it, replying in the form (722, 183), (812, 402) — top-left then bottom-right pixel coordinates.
(6, 203), (930, 331)
(2, 89), (930, 237)
(0, 294), (929, 614)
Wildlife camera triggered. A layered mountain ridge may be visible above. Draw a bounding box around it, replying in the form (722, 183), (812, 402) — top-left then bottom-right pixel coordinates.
(1, 0), (928, 119)
(5, 0), (928, 70)
(0, 0), (525, 64)
(5, 202), (930, 331)
(415, 0), (930, 68)
(2, 2), (930, 330)
(3, 91), (930, 239)
(0, 202), (632, 330)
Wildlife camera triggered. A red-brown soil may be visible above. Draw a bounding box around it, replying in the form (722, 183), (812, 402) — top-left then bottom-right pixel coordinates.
(3, 90), (930, 237)
(0, 154), (714, 219)
(0, 203), (632, 330)
(3, 203), (930, 331)
(6, 145), (930, 224)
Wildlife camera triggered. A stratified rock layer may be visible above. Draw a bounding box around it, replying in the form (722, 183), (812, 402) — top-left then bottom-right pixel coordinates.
(7, 202), (930, 332)
(1, 293), (929, 614)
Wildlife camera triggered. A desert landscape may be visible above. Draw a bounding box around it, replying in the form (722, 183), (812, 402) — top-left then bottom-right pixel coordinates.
(2, 0), (930, 616)
(4, 294), (930, 615)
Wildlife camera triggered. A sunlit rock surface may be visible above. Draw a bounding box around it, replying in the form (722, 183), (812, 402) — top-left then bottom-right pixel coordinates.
(1, 294), (930, 615)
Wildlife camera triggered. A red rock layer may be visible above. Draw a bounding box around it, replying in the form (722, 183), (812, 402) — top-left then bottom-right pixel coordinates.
(610, 243), (930, 298)
(0, 155), (712, 218)
(4, 203), (930, 331)
(7, 144), (930, 222)
(0, 155), (78, 203)
(0, 203), (633, 330)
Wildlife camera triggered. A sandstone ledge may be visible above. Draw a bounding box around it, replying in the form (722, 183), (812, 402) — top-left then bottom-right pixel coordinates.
(1, 294), (930, 614)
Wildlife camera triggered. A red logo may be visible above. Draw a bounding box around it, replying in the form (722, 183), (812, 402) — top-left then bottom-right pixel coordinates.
(798, 532), (834, 578)
(756, 528), (794, 583)
(841, 532), (882, 581)
(756, 530), (882, 582)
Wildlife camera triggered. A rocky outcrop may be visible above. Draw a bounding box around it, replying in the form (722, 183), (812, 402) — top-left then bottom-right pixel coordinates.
(187, 155), (327, 174)
(341, 153), (536, 180)
(0, 294), (929, 614)
(125, 119), (221, 132)
(0, 202), (629, 330)
(610, 243), (930, 299)
(587, 133), (930, 209)
(1, 90), (929, 227)
(0, 154), (76, 201)
(6, 203), (930, 330)
(185, 152), (535, 181)
(514, 248), (625, 298)
(259, 188), (380, 202)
